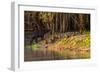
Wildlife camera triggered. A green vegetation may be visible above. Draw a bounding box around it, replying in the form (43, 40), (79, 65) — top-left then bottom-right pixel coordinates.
(30, 32), (90, 59)
(57, 32), (90, 49)
(31, 44), (39, 51)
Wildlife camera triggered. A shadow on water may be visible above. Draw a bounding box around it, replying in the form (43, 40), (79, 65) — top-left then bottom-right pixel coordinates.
(24, 50), (66, 61)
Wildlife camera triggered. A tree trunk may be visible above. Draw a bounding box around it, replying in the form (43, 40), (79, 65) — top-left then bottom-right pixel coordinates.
(79, 14), (85, 32)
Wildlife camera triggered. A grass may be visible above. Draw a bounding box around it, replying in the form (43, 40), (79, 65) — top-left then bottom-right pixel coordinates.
(30, 31), (90, 60)
(57, 31), (90, 49)
(31, 44), (39, 51)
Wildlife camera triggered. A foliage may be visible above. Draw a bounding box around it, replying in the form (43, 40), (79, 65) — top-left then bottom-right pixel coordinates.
(38, 12), (54, 23)
(31, 44), (39, 51)
(32, 32), (90, 59)
(56, 32), (90, 49)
